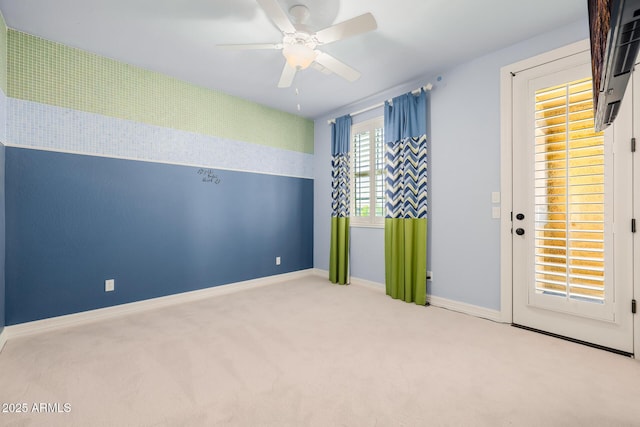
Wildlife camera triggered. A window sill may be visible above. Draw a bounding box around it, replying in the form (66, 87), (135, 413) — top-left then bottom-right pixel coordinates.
(350, 222), (384, 229)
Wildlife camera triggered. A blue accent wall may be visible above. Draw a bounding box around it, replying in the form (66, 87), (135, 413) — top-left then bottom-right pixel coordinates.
(0, 144), (5, 332)
(5, 148), (313, 325)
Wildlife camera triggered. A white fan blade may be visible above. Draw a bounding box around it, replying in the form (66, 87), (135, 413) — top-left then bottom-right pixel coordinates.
(218, 43), (281, 50)
(278, 63), (297, 88)
(314, 52), (361, 82)
(257, 0), (296, 34)
(315, 13), (377, 44)
(311, 62), (332, 75)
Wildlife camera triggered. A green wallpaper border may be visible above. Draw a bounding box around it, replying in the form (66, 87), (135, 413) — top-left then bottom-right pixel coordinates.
(7, 30), (313, 154)
(0, 12), (7, 94)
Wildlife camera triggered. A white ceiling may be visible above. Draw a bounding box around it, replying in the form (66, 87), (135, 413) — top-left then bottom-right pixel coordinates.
(0, 0), (587, 119)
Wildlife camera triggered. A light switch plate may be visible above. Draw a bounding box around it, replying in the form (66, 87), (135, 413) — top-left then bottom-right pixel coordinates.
(105, 279), (115, 292)
(491, 191), (501, 203)
(492, 207), (501, 219)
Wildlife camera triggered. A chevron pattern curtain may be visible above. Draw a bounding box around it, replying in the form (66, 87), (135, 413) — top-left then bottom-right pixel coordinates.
(330, 115), (352, 285)
(384, 90), (427, 304)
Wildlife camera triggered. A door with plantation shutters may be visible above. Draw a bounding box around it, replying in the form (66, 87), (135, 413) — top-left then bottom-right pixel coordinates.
(512, 49), (634, 354)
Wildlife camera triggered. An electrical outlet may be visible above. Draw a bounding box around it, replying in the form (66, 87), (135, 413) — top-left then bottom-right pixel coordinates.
(427, 271), (433, 281)
(105, 279), (115, 292)
(276, 256), (281, 265)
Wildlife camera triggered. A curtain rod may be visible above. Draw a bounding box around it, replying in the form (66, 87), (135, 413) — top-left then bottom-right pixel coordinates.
(327, 83), (432, 125)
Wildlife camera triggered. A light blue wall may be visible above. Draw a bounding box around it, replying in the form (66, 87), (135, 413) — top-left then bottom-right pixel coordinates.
(314, 19), (589, 309)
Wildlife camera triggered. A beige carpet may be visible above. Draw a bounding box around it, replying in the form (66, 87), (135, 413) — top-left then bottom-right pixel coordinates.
(0, 275), (639, 426)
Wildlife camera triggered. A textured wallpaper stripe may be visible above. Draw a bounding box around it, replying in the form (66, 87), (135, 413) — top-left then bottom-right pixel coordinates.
(7, 30), (314, 154)
(8, 98), (313, 178)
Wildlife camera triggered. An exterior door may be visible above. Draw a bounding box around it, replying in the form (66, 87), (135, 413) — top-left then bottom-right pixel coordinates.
(512, 49), (634, 354)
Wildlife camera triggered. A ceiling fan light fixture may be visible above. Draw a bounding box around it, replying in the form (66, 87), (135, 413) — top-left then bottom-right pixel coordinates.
(282, 43), (317, 70)
(222, 0), (377, 88)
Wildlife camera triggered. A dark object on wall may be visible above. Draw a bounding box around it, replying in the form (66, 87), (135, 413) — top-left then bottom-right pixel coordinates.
(589, 0), (640, 131)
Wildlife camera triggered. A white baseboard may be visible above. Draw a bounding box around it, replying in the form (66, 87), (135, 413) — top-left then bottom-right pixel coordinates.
(310, 268), (385, 292)
(2, 268), (503, 349)
(350, 276), (385, 292)
(309, 268), (327, 278)
(427, 295), (502, 322)
(312, 267), (502, 322)
(0, 328), (7, 353)
(4, 269), (313, 342)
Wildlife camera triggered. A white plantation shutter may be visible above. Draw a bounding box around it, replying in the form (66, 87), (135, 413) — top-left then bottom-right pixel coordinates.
(351, 117), (385, 226)
(374, 127), (385, 217)
(352, 129), (371, 217)
(534, 77), (605, 303)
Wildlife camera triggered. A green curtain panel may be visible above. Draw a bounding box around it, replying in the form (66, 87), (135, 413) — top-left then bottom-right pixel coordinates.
(329, 115), (351, 285)
(384, 218), (427, 305)
(330, 217), (350, 285)
(384, 89), (428, 304)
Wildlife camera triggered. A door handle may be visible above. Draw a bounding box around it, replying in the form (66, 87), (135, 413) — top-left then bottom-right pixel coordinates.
(515, 228), (525, 236)
(516, 213), (525, 220)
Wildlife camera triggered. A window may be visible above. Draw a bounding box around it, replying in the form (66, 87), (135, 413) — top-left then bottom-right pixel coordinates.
(350, 117), (385, 227)
(534, 77), (605, 303)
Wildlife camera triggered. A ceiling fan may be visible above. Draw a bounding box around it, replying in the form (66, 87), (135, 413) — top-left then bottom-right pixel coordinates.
(218, 0), (377, 88)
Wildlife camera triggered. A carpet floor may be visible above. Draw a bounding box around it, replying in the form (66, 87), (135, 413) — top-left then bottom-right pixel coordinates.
(1, 275), (639, 426)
